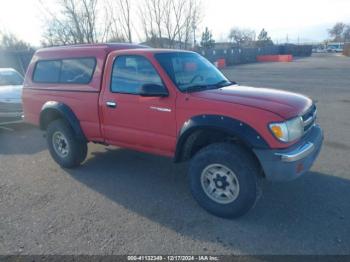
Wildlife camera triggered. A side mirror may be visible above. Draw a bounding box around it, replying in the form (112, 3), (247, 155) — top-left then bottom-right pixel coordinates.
(140, 83), (168, 97)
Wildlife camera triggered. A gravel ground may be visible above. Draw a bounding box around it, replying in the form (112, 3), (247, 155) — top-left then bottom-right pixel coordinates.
(0, 53), (349, 255)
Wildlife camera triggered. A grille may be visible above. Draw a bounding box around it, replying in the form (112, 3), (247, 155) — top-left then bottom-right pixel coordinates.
(0, 102), (23, 113)
(302, 104), (317, 133)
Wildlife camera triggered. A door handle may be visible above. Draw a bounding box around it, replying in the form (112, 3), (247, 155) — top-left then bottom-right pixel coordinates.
(106, 101), (117, 108)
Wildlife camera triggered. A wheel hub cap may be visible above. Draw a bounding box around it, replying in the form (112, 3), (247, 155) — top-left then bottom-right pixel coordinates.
(52, 131), (69, 157)
(213, 175), (230, 190)
(200, 164), (240, 204)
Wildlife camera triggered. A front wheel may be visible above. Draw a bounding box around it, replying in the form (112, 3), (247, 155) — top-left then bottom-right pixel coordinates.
(188, 143), (261, 218)
(46, 119), (87, 168)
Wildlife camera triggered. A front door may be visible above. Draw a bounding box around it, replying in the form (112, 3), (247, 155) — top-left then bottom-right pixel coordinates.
(101, 54), (177, 157)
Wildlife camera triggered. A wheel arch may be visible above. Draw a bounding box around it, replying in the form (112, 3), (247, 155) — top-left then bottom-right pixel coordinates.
(40, 101), (87, 142)
(174, 115), (269, 163)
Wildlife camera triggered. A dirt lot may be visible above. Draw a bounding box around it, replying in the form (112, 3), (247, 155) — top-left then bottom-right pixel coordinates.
(1, 53), (350, 255)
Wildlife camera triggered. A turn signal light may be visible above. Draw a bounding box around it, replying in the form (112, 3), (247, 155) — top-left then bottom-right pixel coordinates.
(271, 125), (283, 139)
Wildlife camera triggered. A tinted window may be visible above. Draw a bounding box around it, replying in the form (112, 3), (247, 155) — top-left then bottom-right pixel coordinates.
(33, 60), (60, 83)
(33, 58), (96, 84)
(60, 58), (96, 84)
(0, 70), (23, 86)
(155, 52), (230, 92)
(111, 55), (163, 94)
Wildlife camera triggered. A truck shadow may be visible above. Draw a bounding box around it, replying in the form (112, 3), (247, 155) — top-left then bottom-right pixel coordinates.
(0, 123), (46, 155)
(67, 147), (350, 254)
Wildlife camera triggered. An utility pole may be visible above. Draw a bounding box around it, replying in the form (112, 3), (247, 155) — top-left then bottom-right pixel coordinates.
(192, 20), (197, 48)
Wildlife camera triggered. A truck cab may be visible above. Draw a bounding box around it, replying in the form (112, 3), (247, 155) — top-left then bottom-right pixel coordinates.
(22, 43), (323, 218)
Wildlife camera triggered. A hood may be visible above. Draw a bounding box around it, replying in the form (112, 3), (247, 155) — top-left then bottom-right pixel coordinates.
(0, 85), (23, 100)
(190, 85), (312, 119)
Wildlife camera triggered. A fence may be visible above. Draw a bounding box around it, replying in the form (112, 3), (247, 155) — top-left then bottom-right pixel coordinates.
(279, 44), (313, 57)
(196, 44), (312, 66)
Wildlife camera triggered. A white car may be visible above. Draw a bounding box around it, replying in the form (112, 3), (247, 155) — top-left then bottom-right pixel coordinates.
(0, 68), (24, 125)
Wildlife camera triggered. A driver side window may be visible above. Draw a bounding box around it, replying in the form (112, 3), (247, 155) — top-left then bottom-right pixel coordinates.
(111, 55), (164, 94)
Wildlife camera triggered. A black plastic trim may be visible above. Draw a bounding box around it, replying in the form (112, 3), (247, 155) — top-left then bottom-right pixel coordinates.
(40, 101), (87, 142)
(24, 87), (99, 93)
(174, 114), (269, 162)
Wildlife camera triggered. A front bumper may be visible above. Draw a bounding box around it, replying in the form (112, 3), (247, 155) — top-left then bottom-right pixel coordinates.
(0, 112), (24, 125)
(253, 125), (323, 181)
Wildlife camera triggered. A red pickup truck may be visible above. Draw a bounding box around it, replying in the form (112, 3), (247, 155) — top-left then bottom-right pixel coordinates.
(22, 43), (323, 218)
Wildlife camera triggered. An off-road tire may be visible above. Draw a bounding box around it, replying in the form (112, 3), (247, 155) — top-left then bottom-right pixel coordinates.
(46, 119), (87, 168)
(188, 142), (261, 218)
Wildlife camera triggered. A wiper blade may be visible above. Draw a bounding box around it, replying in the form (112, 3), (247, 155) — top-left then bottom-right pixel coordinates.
(185, 85), (210, 92)
(184, 80), (236, 93)
(214, 80), (235, 87)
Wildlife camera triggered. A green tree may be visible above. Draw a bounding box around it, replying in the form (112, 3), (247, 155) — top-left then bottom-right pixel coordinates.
(255, 28), (274, 47)
(200, 27), (215, 49)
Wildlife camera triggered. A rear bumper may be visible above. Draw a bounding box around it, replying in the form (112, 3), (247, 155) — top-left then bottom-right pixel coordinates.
(253, 125), (323, 181)
(0, 112), (24, 125)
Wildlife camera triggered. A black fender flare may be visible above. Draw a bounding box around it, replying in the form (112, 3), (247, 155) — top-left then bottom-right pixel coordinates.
(40, 101), (87, 142)
(174, 114), (269, 162)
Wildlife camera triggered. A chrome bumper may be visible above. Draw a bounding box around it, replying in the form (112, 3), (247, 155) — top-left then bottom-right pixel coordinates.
(253, 125), (323, 181)
(275, 142), (315, 162)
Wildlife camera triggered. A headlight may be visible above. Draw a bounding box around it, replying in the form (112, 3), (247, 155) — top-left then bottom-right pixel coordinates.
(269, 117), (304, 142)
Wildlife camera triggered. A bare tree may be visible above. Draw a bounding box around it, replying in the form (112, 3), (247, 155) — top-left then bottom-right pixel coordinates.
(40, 0), (201, 47)
(41, 0), (120, 46)
(107, 0), (133, 43)
(177, 0), (201, 49)
(0, 32), (34, 51)
(328, 22), (346, 42)
(328, 22), (350, 44)
(228, 27), (256, 47)
(119, 0), (133, 43)
(139, 0), (165, 47)
(140, 0), (202, 49)
(81, 0), (98, 43)
(163, 0), (180, 47)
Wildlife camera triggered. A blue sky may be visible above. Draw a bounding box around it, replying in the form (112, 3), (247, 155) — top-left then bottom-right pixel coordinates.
(0, 0), (349, 45)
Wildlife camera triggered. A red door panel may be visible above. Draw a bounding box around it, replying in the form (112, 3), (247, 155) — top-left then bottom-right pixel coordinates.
(100, 53), (177, 156)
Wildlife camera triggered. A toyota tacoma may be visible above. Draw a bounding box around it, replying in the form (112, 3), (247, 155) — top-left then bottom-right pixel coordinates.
(22, 44), (323, 218)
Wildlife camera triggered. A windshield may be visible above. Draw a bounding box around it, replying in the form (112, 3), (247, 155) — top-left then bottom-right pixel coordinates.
(0, 70), (23, 86)
(155, 52), (233, 92)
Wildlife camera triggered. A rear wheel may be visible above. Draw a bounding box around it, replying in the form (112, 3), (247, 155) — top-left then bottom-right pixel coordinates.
(47, 119), (87, 168)
(188, 143), (261, 218)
